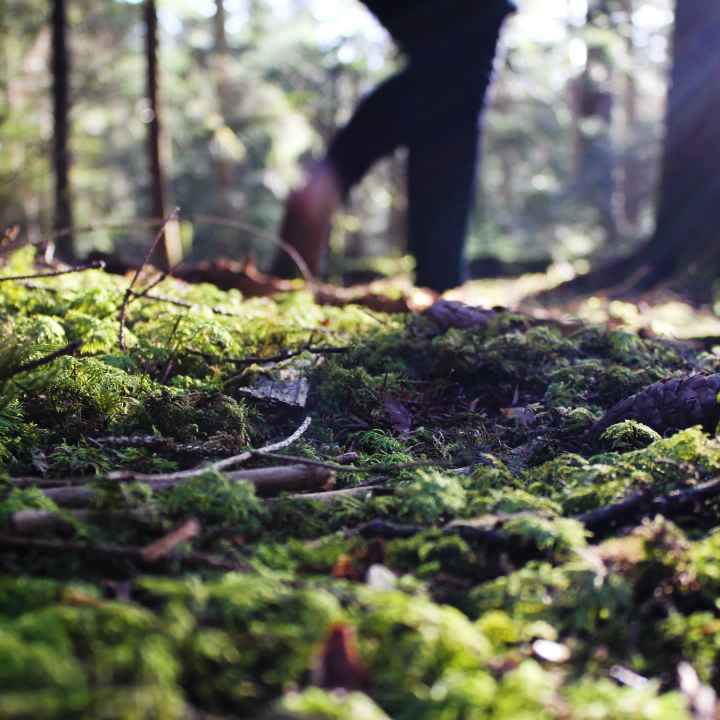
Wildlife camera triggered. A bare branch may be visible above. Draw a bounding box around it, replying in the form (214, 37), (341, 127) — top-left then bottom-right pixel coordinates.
(0, 260), (105, 283)
(226, 346), (350, 366)
(244, 452), (460, 475)
(11, 340), (83, 376)
(119, 207), (179, 350)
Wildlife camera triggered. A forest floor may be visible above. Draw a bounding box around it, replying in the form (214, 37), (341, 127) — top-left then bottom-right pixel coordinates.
(4, 247), (720, 719)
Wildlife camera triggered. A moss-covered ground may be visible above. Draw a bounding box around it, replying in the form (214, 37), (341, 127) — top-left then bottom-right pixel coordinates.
(3, 249), (720, 718)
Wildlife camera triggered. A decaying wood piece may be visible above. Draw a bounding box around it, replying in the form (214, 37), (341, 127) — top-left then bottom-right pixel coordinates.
(0, 532), (246, 572)
(142, 518), (200, 562)
(584, 372), (720, 444)
(12, 508), (151, 535)
(39, 464), (336, 507)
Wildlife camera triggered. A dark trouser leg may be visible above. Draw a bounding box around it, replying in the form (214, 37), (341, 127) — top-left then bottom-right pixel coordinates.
(326, 6), (511, 291)
(407, 101), (481, 292)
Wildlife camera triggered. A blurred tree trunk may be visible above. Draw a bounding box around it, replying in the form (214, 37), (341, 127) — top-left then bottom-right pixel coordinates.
(51, 0), (74, 262)
(212, 0), (233, 217)
(145, 0), (170, 270)
(552, 0), (720, 301)
(618, 0), (642, 230)
(572, 3), (617, 249)
(633, 0), (720, 294)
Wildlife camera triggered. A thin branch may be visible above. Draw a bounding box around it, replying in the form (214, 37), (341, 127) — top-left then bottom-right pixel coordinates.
(123, 230), (216, 310)
(119, 207), (179, 350)
(131, 290), (244, 317)
(244, 452), (460, 474)
(0, 260), (105, 283)
(226, 346), (351, 366)
(0, 532), (247, 572)
(11, 340), (83, 376)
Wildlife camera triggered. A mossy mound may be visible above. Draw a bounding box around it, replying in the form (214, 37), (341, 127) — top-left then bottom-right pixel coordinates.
(1, 251), (720, 718)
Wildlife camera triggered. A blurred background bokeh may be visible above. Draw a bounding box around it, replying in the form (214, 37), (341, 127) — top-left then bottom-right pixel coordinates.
(0, 0), (675, 282)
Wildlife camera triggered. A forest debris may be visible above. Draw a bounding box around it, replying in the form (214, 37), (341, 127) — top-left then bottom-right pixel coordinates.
(174, 257), (295, 297)
(583, 372), (720, 445)
(335, 452), (360, 465)
(228, 345), (349, 366)
(609, 665), (650, 690)
(365, 563), (397, 591)
(281, 485), (381, 504)
(384, 394), (411, 434)
(417, 299), (497, 335)
(314, 283), (436, 313)
(239, 357), (313, 407)
(0, 532), (246, 572)
(12, 509), (151, 536)
(41, 464), (335, 507)
(141, 518), (200, 562)
(532, 639), (572, 663)
(311, 624), (366, 692)
(226, 465), (335, 497)
(677, 662), (719, 720)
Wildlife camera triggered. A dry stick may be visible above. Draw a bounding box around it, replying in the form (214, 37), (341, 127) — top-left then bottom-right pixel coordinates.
(123, 230), (217, 311)
(131, 290), (244, 317)
(17, 466), (336, 512)
(142, 518), (200, 562)
(245, 452), (461, 475)
(0, 532), (246, 572)
(12, 340), (83, 376)
(118, 207), (179, 350)
(0, 260), (105, 283)
(226, 346), (351, 367)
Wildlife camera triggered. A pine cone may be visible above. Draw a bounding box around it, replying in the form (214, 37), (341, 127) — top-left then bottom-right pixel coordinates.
(583, 373), (720, 445)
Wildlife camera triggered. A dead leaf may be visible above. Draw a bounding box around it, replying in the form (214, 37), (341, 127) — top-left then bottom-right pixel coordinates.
(384, 395), (411, 434)
(500, 407), (525, 418)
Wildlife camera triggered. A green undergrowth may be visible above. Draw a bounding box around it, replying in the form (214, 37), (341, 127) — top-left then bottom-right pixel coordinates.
(2, 250), (720, 718)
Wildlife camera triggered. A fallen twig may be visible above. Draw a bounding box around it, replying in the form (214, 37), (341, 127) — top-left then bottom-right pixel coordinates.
(226, 346), (351, 366)
(11, 340), (83, 376)
(0, 532), (246, 572)
(246, 452), (460, 474)
(130, 290), (245, 317)
(12, 508), (151, 535)
(119, 207), (179, 350)
(142, 518), (201, 562)
(0, 260), (105, 283)
(578, 477), (720, 536)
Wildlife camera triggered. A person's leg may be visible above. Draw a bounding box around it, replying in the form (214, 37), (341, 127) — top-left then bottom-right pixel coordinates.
(275, 4), (512, 284)
(407, 11), (508, 292)
(274, 61), (433, 279)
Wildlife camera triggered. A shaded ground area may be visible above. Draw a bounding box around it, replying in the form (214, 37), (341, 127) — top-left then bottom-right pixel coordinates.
(3, 253), (720, 718)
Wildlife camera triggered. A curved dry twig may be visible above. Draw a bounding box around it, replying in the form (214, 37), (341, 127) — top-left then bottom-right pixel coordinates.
(119, 208), (179, 350)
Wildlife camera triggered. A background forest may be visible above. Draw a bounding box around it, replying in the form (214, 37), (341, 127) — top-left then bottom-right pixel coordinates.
(0, 0), (676, 280)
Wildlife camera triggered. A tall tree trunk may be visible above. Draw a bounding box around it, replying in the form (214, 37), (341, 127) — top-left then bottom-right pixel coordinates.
(51, 0), (74, 262)
(548, 0), (720, 301)
(635, 0), (720, 291)
(145, 0), (170, 270)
